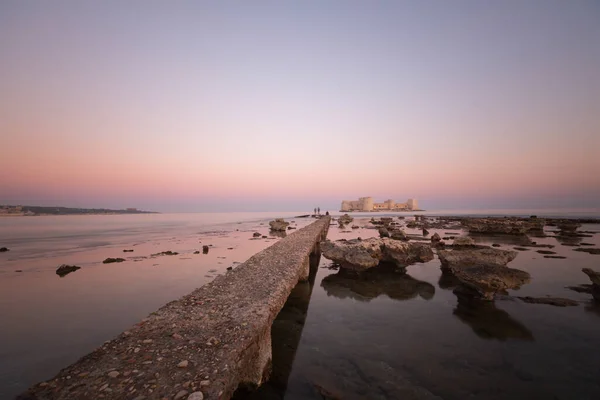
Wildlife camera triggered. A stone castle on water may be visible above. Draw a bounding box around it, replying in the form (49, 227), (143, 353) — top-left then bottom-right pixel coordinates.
(340, 197), (418, 212)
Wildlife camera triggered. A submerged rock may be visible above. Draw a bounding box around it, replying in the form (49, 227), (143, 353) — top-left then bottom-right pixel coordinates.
(582, 268), (600, 301)
(123, 249), (134, 252)
(438, 246), (518, 269)
(0, 247), (10, 252)
(252, 232), (261, 238)
(321, 238), (434, 271)
(202, 245), (209, 254)
(103, 257), (125, 264)
(56, 264), (81, 277)
(574, 248), (600, 255)
(152, 251), (179, 256)
(269, 218), (290, 231)
(517, 296), (579, 307)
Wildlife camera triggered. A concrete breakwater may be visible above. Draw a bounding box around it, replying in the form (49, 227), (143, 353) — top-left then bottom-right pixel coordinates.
(20, 217), (331, 400)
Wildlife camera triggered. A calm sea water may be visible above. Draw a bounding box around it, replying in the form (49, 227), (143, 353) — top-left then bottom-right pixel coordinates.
(1, 210), (599, 399)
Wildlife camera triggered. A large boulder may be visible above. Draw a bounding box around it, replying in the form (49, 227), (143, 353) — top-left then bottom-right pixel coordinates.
(453, 236), (475, 246)
(321, 238), (434, 271)
(452, 265), (531, 301)
(56, 264), (81, 277)
(269, 218), (289, 231)
(431, 233), (441, 242)
(391, 229), (408, 241)
(461, 217), (545, 235)
(582, 268), (600, 301)
(438, 246), (518, 269)
(378, 227), (390, 238)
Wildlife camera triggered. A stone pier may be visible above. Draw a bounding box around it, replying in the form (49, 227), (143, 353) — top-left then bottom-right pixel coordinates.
(20, 217), (330, 400)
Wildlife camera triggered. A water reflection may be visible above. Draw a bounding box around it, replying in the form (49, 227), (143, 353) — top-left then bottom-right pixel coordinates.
(468, 233), (532, 246)
(454, 297), (534, 341)
(234, 252), (320, 399)
(438, 269), (461, 290)
(321, 264), (435, 302)
(269, 230), (287, 238)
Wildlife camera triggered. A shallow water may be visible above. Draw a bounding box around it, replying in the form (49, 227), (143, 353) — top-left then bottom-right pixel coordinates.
(0, 212), (310, 399)
(242, 218), (600, 400)
(1, 212), (600, 399)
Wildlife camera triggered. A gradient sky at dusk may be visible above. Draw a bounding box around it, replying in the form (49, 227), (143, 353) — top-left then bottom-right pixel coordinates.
(1, 1), (599, 212)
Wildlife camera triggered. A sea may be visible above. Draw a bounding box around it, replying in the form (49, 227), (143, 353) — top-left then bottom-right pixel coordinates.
(1, 209), (599, 399)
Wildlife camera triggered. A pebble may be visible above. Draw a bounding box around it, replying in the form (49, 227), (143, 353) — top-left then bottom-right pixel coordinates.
(172, 333), (183, 340)
(174, 390), (188, 400)
(39, 382), (48, 387)
(142, 339), (153, 344)
(107, 371), (120, 378)
(134, 347), (141, 353)
(200, 380), (210, 386)
(99, 383), (109, 391)
(177, 360), (189, 368)
(188, 392), (204, 400)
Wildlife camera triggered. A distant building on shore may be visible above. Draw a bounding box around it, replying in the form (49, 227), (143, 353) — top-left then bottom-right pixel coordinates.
(340, 197), (418, 212)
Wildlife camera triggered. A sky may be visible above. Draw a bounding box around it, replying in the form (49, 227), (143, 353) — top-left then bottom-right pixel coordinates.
(1, 1), (599, 212)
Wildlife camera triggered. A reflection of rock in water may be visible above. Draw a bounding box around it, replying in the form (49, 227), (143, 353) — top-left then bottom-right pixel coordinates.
(233, 252), (321, 400)
(453, 297), (534, 341)
(438, 270), (461, 290)
(270, 229), (287, 238)
(304, 358), (441, 400)
(321, 264), (435, 302)
(468, 233), (533, 246)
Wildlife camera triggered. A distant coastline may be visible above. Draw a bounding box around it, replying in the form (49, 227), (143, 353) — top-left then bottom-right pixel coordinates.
(0, 205), (158, 216)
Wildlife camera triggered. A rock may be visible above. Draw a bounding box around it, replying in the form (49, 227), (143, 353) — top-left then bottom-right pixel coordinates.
(102, 257), (125, 264)
(351, 225), (359, 229)
(574, 248), (600, 255)
(338, 214), (354, 225)
(123, 249), (134, 252)
(261, 235), (267, 239)
(544, 255), (566, 259)
(107, 371), (120, 378)
(452, 265), (531, 301)
(287, 226), (296, 230)
(431, 233), (441, 242)
(378, 227), (390, 238)
(202, 245), (209, 254)
(269, 218), (289, 231)
(513, 247), (529, 251)
(252, 232), (261, 237)
(56, 264), (81, 277)
(177, 360), (189, 368)
(582, 268), (600, 301)
(452, 236), (475, 246)
(321, 238), (434, 271)
(517, 296), (579, 307)
(491, 243), (501, 247)
(557, 222), (581, 232)
(438, 246), (518, 268)
(187, 392), (204, 400)
(174, 390), (188, 400)
(536, 250), (556, 255)
(461, 217), (545, 235)
(565, 284), (593, 294)
(152, 251), (179, 256)
(193, 251), (200, 254)
(390, 230), (407, 241)
(422, 228), (429, 236)
(0, 247), (9, 252)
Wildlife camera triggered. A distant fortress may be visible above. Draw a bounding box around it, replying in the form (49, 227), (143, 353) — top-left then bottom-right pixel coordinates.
(340, 197), (419, 212)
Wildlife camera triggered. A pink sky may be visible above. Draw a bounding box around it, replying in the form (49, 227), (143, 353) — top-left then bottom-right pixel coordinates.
(1, 1), (599, 212)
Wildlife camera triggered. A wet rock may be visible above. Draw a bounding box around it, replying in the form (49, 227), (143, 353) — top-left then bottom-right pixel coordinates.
(193, 251), (200, 254)
(123, 249), (134, 252)
(188, 392), (204, 400)
(269, 218), (289, 231)
(438, 246), (518, 268)
(177, 360), (188, 368)
(452, 265), (531, 300)
(566, 284), (593, 294)
(0, 247), (9, 252)
(252, 232), (261, 238)
(462, 217), (545, 235)
(557, 221), (581, 232)
(431, 232), (441, 242)
(202, 245), (209, 254)
(351, 225), (359, 229)
(321, 238), (434, 271)
(517, 296), (579, 307)
(582, 268), (600, 301)
(103, 257), (126, 264)
(378, 227), (390, 238)
(56, 264), (81, 277)
(452, 236), (475, 246)
(261, 235), (267, 239)
(544, 255), (566, 259)
(492, 243), (501, 247)
(513, 247), (530, 251)
(574, 248), (600, 255)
